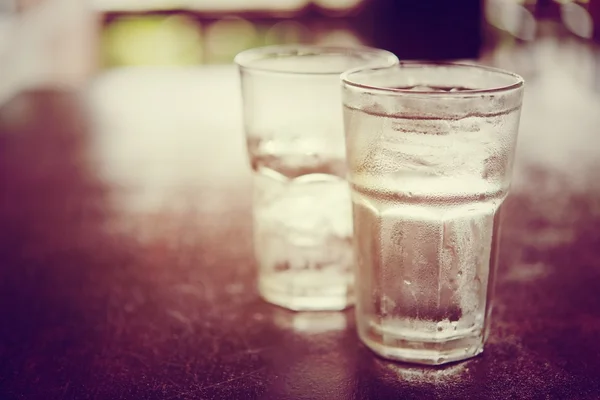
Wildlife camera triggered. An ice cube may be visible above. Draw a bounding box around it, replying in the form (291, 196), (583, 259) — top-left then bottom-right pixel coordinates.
(257, 174), (353, 271)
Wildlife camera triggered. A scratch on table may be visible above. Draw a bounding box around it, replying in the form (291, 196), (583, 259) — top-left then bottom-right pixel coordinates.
(197, 367), (265, 392)
(164, 367), (265, 399)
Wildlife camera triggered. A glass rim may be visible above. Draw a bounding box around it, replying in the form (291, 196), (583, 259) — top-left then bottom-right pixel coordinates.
(234, 44), (398, 76)
(341, 62), (525, 96)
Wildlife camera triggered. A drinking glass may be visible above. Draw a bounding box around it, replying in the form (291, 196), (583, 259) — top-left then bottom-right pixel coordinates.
(235, 45), (398, 311)
(342, 63), (524, 364)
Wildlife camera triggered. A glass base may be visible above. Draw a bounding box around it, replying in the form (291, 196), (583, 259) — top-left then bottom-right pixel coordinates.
(259, 276), (353, 311)
(359, 322), (484, 365)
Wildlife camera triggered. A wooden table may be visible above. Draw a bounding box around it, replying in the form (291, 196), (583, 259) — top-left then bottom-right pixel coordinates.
(1, 40), (600, 399)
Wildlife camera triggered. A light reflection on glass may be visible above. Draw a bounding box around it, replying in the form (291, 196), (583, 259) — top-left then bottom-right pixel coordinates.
(272, 308), (349, 333)
(373, 357), (471, 384)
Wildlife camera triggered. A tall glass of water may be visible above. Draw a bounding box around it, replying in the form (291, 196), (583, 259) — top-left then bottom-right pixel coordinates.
(342, 63), (524, 364)
(236, 46), (398, 311)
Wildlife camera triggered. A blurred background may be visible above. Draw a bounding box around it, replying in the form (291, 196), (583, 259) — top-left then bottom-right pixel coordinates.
(1, 0), (598, 197)
(0, 0), (599, 101)
(1, 0), (600, 210)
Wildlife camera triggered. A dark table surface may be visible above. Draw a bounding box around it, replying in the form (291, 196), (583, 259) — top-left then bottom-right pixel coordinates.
(1, 40), (600, 400)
